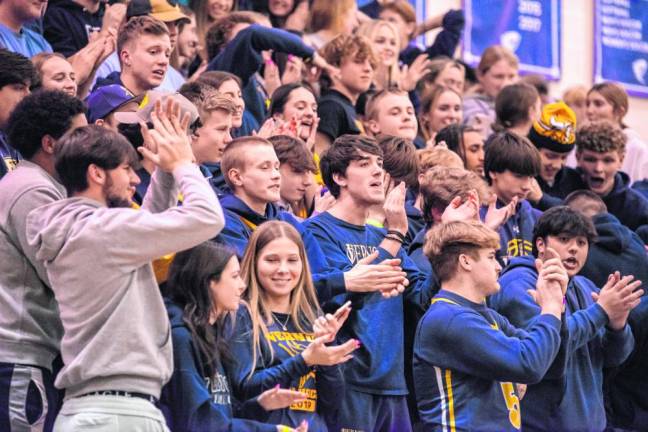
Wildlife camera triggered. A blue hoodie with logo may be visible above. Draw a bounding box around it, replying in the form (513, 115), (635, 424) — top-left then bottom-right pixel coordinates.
(215, 194), (346, 303)
(414, 290), (562, 431)
(228, 307), (342, 431)
(302, 211), (434, 396)
(490, 255), (635, 432)
(160, 300), (276, 432)
(479, 199), (541, 263)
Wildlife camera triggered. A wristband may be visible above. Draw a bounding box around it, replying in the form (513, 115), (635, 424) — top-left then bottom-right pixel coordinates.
(387, 229), (407, 242)
(385, 234), (404, 245)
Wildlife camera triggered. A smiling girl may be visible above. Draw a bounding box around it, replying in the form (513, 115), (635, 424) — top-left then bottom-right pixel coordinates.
(161, 242), (309, 432)
(230, 222), (358, 431)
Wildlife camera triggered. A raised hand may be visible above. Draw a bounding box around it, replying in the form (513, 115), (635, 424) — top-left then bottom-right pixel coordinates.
(400, 54), (432, 92)
(258, 385), (307, 411)
(301, 336), (359, 367)
(138, 99), (193, 172)
(528, 247), (568, 318)
(343, 251), (409, 297)
(282, 55), (303, 85)
(441, 190), (480, 223)
(383, 182), (408, 235)
(313, 301), (352, 340)
(592, 272), (643, 330)
(484, 194), (518, 231)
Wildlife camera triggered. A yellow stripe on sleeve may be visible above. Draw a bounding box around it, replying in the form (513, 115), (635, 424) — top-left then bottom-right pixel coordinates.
(445, 369), (457, 432)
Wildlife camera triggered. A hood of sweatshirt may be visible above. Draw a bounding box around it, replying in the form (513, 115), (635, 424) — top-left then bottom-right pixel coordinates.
(408, 222), (430, 255)
(500, 254), (537, 278)
(220, 193), (280, 226)
(165, 299), (183, 327)
(607, 171), (632, 197)
(592, 212), (631, 253)
(26, 197), (101, 264)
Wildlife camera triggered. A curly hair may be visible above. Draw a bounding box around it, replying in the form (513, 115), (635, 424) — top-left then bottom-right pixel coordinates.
(7, 90), (86, 160)
(576, 120), (626, 155)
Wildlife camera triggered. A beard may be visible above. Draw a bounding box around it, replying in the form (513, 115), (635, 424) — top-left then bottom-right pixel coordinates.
(103, 176), (132, 209)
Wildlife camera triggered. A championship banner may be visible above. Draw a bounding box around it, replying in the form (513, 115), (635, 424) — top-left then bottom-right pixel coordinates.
(463, 0), (561, 80)
(594, 0), (648, 98)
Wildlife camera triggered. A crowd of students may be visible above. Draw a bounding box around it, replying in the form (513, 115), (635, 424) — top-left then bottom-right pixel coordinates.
(0, 0), (647, 431)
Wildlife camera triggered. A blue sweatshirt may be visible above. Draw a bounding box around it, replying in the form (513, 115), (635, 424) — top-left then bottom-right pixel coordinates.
(480, 199), (541, 263)
(490, 255), (635, 432)
(405, 200), (425, 249)
(207, 25), (314, 126)
(555, 169), (648, 233)
(531, 167), (583, 211)
(160, 301), (276, 432)
(399, 10), (465, 65)
(605, 296), (648, 430)
(229, 307), (343, 431)
(302, 211), (434, 395)
(413, 289), (561, 431)
(215, 194), (346, 302)
(580, 212), (648, 292)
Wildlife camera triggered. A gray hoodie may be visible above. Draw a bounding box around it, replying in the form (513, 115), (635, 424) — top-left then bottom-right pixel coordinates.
(26, 164), (224, 398)
(0, 160), (65, 370)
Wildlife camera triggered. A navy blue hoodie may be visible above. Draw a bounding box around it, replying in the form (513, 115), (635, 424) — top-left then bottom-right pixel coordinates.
(581, 212), (648, 291)
(207, 25), (314, 126)
(229, 307), (343, 431)
(599, 172), (648, 232)
(215, 194), (346, 303)
(532, 167), (584, 211)
(490, 255), (635, 432)
(479, 199), (541, 263)
(302, 211), (434, 395)
(413, 290), (561, 431)
(160, 301), (276, 432)
(43, 0), (103, 57)
(605, 296), (648, 430)
(555, 169), (648, 233)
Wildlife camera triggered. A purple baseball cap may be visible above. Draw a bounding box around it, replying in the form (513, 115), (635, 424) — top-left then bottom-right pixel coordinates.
(85, 85), (139, 124)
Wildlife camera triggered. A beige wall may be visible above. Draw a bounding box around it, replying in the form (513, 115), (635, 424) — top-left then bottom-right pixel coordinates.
(425, 0), (648, 139)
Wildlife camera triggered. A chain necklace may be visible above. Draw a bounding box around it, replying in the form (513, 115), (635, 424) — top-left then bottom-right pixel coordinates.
(271, 312), (290, 331)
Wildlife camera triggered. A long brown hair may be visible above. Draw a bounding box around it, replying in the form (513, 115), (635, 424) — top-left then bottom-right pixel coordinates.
(240, 221), (321, 378)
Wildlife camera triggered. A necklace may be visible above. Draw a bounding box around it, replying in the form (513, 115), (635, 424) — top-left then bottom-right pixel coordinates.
(271, 312), (290, 331)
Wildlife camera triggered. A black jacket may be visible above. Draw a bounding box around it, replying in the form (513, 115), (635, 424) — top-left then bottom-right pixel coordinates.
(44, 0), (103, 57)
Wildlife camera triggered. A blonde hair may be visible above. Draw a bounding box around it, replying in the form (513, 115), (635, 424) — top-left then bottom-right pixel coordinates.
(221, 136), (273, 189)
(199, 92), (237, 117)
(308, 0), (355, 34)
(356, 20), (400, 88)
(240, 221), (321, 378)
(424, 221), (500, 282)
(417, 147), (464, 172)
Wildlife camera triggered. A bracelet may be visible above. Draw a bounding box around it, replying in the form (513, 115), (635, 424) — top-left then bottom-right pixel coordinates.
(387, 230), (407, 242)
(384, 234), (404, 244)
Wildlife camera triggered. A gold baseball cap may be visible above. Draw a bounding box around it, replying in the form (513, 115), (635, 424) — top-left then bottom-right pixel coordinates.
(127, 0), (189, 23)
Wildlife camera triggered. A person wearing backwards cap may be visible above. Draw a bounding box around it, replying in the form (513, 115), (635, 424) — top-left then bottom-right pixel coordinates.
(85, 84), (141, 129)
(94, 0), (189, 92)
(526, 101), (583, 211)
(114, 90), (200, 206)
